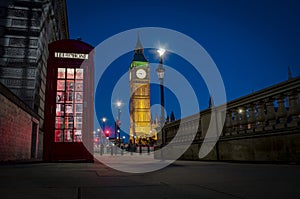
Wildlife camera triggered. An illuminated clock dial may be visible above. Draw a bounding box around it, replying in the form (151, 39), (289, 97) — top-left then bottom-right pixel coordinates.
(136, 69), (146, 79)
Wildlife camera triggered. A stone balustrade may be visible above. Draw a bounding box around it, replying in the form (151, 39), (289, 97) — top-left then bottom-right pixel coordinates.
(160, 77), (300, 147)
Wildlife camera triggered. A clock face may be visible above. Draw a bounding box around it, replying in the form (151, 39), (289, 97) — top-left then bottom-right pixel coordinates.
(136, 69), (147, 79)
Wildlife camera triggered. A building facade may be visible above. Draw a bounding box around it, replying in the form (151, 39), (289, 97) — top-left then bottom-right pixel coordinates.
(129, 36), (152, 144)
(0, 0), (68, 159)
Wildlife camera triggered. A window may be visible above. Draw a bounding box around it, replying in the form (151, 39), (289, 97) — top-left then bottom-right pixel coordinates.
(54, 67), (84, 142)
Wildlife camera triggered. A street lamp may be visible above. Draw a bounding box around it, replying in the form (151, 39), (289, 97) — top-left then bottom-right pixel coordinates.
(93, 130), (96, 146)
(96, 128), (100, 148)
(156, 48), (166, 128)
(101, 117), (106, 143)
(102, 117), (106, 130)
(116, 101), (122, 108)
(157, 48), (166, 57)
(133, 135), (137, 144)
(99, 118), (106, 155)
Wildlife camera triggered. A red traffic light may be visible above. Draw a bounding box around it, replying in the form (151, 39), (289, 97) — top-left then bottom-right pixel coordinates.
(105, 130), (110, 137)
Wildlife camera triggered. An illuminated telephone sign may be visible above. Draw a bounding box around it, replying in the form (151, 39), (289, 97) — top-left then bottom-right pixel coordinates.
(44, 39), (94, 162)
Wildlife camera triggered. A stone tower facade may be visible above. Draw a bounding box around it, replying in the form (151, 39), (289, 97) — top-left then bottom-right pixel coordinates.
(129, 36), (151, 143)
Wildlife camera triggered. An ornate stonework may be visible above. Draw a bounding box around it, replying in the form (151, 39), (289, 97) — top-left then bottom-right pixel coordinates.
(7, 9), (41, 19)
(1, 47), (37, 57)
(0, 67), (36, 79)
(9, 38), (38, 47)
(11, 19), (41, 28)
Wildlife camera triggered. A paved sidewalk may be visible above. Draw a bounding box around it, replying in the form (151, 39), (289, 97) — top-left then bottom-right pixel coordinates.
(0, 160), (299, 199)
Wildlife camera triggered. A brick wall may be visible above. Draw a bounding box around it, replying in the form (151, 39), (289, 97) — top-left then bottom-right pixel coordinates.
(0, 83), (39, 161)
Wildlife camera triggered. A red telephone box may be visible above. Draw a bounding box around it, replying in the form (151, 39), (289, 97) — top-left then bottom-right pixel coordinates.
(44, 39), (94, 162)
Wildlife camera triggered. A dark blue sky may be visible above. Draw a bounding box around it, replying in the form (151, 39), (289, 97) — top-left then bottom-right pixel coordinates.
(66, 0), (300, 131)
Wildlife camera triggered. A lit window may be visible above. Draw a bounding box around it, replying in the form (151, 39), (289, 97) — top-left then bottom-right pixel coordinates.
(55, 68), (84, 143)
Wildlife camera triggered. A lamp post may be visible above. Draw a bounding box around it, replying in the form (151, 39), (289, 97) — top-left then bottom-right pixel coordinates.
(115, 101), (122, 145)
(93, 130), (96, 149)
(102, 117), (106, 130)
(101, 117), (106, 143)
(133, 135), (137, 144)
(96, 128), (100, 148)
(156, 48), (166, 128)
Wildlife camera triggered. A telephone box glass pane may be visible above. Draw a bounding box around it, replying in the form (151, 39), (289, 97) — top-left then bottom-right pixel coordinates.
(64, 130), (73, 142)
(56, 104), (65, 116)
(65, 117), (74, 130)
(75, 80), (83, 91)
(76, 69), (83, 79)
(67, 68), (74, 79)
(66, 91), (74, 102)
(56, 92), (65, 103)
(75, 117), (82, 123)
(67, 80), (74, 91)
(55, 130), (63, 142)
(75, 123), (82, 129)
(57, 80), (65, 91)
(58, 68), (65, 79)
(74, 130), (82, 142)
(65, 104), (73, 116)
(55, 117), (65, 129)
(75, 104), (83, 112)
(75, 92), (83, 103)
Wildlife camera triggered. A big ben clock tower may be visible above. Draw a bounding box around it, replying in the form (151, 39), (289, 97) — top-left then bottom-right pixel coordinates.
(129, 35), (151, 143)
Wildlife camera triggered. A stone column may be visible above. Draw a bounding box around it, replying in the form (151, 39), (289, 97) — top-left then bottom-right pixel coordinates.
(239, 107), (247, 133)
(246, 105), (255, 133)
(287, 92), (300, 127)
(232, 109), (239, 135)
(255, 101), (265, 132)
(225, 111), (232, 136)
(275, 95), (287, 129)
(264, 98), (276, 131)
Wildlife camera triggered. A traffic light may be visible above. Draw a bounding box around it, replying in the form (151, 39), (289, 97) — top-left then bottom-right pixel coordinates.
(105, 130), (110, 137)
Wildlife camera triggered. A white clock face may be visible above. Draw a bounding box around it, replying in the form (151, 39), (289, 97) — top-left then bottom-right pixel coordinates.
(136, 69), (146, 79)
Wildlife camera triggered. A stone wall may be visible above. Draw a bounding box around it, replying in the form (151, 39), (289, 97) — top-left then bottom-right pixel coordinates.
(218, 131), (300, 161)
(0, 82), (39, 161)
(177, 130), (300, 162)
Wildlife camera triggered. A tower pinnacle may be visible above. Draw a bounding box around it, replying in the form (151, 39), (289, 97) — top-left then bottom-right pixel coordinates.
(135, 32), (143, 50)
(132, 33), (148, 62)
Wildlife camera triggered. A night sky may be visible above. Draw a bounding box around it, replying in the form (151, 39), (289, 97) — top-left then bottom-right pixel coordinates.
(66, 0), (300, 135)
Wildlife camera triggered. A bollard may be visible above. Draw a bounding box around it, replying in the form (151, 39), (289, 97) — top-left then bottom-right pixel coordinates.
(139, 145), (142, 155)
